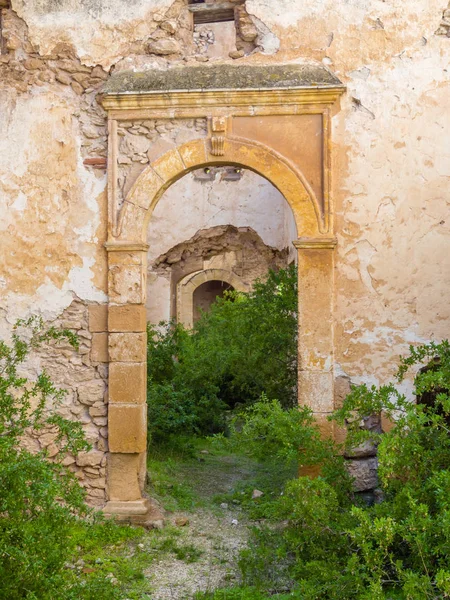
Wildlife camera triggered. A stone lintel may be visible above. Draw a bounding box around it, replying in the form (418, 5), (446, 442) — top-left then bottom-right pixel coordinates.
(103, 64), (344, 95)
(101, 65), (345, 113)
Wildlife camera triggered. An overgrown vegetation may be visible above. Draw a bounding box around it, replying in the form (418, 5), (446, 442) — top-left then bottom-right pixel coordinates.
(147, 265), (298, 443)
(202, 341), (450, 599)
(5, 276), (450, 599)
(0, 317), (157, 599)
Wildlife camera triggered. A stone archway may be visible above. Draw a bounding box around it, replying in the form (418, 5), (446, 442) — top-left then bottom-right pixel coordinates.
(102, 64), (345, 520)
(177, 268), (249, 329)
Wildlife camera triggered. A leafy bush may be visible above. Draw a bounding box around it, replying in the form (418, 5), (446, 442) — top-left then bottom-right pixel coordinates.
(147, 266), (298, 442)
(0, 317), (122, 600)
(195, 587), (291, 600)
(226, 341), (450, 599)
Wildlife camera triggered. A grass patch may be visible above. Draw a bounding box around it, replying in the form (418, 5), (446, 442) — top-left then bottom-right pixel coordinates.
(147, 440), (200, 512)
(195, 587), (293, 599)
(64, 515), (205, 598)
(147, 436), (297, 517)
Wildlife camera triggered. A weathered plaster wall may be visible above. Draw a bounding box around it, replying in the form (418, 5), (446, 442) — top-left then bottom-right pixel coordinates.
(1, 0), (450, 502)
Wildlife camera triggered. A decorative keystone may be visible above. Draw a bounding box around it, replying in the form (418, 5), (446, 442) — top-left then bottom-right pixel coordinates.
(209, 116), (228, 156)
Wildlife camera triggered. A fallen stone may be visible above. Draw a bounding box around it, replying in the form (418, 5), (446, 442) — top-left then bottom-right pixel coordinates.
(252, 489), (264, 499)
(175, 517), (189, 527)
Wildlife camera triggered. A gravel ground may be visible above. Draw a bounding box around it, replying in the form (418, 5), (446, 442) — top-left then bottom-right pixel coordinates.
(144, 506), (249, 599)
(143, 451), (262, 599)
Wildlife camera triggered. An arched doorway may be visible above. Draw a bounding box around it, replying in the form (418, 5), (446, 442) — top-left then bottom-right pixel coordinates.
(176, 268), (249, 329)
(193, 280), (234, 323)
(102, 65), (344, 520)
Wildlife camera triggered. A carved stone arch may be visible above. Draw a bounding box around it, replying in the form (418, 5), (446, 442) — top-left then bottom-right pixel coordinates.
(177, 268), (250, 329)
(102, 66), (345, 521)
(116, 137), (324, 244)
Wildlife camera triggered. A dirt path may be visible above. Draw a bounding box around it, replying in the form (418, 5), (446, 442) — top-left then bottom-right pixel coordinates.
(143, 450), (264, 598)
(144, 506), (248, 598)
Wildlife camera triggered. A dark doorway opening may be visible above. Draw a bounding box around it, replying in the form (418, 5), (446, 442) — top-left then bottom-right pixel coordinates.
(193, 280), (234, 323)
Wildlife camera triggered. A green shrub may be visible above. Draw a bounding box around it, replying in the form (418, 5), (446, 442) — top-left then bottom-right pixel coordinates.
(228, 341), (450, 598)
(147, 266), (298, 442)
(195, 587), (291, 600)
(0, 317), (120, 600)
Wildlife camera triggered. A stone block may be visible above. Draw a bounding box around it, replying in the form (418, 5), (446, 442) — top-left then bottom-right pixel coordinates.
(106, 453), (143, 502)
(78, 380), (106, 405)
(88, 304), (108, 332)
(127, 166), (162, 210)
(147, 38), (181, 56)
(109, 332), (146, 363)
(346, 457), (378, 492)
(108, 304), (146, 333)
(334, 375), (351, 409)
(86, 488), (106, 499)
(89, 404), (108, 417)
(313, 412), (334, 438)
(298, 372), (334, 412)
(109, 362), (146, 404)
(98, 437), (108, 452)
(108, 250), (145, 267)
(88, 477), (106, 489)
(91, 332), (108, 362)
(152, 148), (185, 183)
(118, 202), (147, 242)
(76, 450), (104, 467)
(108, 264), (144, 305)
(108, 405), (147, 453)
(344, 440), (378, 458)
(178, 139), (207, 170)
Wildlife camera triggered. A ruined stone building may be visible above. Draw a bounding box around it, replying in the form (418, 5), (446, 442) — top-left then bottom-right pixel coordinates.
(1, 0), (449, 521)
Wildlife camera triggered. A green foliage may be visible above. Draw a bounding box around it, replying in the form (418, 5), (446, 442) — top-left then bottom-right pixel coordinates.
(221, 394), (353, 503)
(147, 266), (298, 441)
(195, 587), (291, 600)
(231, 341), (450, 599)
(0, 317), (122, 600)
(192, 265), (298, 409)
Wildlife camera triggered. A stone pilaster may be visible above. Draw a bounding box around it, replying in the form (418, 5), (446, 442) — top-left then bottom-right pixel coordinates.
(295, 237), (337, 439)
(103, 242), (161, 522)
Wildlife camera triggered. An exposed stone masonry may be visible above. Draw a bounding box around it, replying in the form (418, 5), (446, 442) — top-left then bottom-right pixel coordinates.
(117, 118), (207, 205)
(153, 224), (290, 284)
(26, 299), (110, 507)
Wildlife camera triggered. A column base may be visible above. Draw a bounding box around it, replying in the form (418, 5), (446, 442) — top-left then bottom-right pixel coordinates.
(103, 497), (165, 529)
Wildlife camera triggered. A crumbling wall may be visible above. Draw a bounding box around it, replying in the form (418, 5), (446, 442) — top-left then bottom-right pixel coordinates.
(149, 224), (290, 324)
